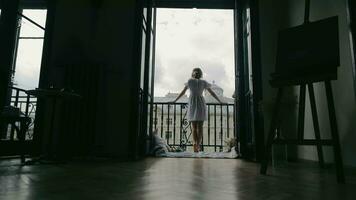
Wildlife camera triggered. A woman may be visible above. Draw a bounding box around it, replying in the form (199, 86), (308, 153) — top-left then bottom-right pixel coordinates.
(172, 68), (224, 152)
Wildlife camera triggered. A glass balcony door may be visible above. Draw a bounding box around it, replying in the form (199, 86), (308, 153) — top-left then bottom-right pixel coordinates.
(0, 0), (48, 157)
(137, 0), (156, 157)
(234, 0), (264, 161)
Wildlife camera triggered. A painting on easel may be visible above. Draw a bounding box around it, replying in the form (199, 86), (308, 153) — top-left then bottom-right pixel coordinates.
(271, 16), (340, 86)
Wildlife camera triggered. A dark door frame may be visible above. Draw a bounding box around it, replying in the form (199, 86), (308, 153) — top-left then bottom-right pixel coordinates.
(0, 0), (20, 111)
(346, 0), (356, 100)
(155, 0), (235, 9)
(131, 0), (264, 160)
(236, 0), (264, 160)
(0, 0), (52, 156)
(245, 0), (264, 161)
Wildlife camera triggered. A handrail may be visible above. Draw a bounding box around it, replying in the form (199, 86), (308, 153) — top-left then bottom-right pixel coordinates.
(154, 102), (235, 105)
(152, 102), (236, 152)
(9, 86), (27, 92)
(2, 87), (38, 141)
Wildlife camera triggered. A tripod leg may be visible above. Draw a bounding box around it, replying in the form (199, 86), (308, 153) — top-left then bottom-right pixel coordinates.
(260, 88), (284, 174)
(308, 83), (324, 168)
(19, 121), (26, 164)
(298, 84), (306, 140)
(325, 81), (345, 183)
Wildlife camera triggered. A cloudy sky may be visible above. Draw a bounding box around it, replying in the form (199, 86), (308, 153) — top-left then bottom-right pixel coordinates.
(13, 10), (47, 90)
(10, 9), (235, 97)
(154, 8), (235, 97)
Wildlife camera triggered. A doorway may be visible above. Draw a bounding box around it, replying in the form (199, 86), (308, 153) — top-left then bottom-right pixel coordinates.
(0, 1), (48, 157)
(137, 0), (263, 160)
(153, 8), (235, 154)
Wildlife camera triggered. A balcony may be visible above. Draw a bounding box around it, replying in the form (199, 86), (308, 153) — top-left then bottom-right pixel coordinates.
(1, 87), (37, 141)
(151, 102), (236, 153)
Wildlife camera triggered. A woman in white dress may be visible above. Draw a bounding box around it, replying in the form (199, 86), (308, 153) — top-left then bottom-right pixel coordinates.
(172, 68), (224, 152)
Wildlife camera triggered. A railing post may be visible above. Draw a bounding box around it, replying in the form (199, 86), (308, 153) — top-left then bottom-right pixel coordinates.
(214, 105), (217, 152)
(227, 105), (230, 138)
(14, 89), (19, 107)
(180, 104), (183, 148)
(167, 103), (170, 144)
(220, 104), (223, 152)
(173, 104), (176, 146)
(154, 104), (157, 130)
(208, 105), (210, 147)
(160, 104), (164, 138)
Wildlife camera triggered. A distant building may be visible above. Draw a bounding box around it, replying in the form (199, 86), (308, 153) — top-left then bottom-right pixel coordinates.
(153, 82), (236, 152)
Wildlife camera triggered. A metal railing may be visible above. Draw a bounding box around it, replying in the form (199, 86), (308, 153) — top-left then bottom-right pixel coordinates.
(1, 87), (37, 141)
(152, 102), (236, 152)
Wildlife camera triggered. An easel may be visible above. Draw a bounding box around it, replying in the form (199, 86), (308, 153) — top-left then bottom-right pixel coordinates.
(260, 0), (345, 183)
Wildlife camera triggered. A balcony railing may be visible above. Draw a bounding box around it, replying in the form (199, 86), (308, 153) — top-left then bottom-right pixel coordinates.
(1, 87), (37, 141)
(152, 102), (236, 152)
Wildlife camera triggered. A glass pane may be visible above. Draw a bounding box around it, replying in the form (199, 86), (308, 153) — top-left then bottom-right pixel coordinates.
(12, 9), (47, 90)
(19, 9), (47, 37)
(148, 31), (154, 93)
(0, 2), (2, 20)
(13, 39), (44, 89)
(246, 9), (253, 93)
(140, 28), (146, 89)
(148, 8), (156, 94)
(147, 100), (151, 135)
(151, 8), (156, 31)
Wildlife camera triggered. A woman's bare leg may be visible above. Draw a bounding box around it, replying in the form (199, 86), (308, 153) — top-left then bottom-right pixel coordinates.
(196, 121), (204, 151)
(191, 121), (198, 152)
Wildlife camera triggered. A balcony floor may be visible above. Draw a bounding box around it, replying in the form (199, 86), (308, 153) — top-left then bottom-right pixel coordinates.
(0, 157), (356, 200)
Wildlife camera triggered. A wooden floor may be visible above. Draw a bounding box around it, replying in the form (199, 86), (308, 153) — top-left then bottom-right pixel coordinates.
(0, 157), (356, 200)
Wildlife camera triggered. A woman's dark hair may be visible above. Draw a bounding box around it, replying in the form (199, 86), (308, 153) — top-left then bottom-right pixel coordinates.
(191, 68), (203, 79)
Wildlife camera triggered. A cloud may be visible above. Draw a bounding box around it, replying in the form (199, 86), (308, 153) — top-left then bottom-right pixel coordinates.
(155, 8), (235, 97)
(193, 16), (202, 26)
(154, 55), (232, 96)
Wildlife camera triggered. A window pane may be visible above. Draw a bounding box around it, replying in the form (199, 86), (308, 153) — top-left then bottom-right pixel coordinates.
(19, 9), (47, 37)
(13, 39), (44, 89)
(140, 28), (146, 89)
(148, 31), (154, 93)
(12, 9), (47, 90)
(0, 0), (2, 17)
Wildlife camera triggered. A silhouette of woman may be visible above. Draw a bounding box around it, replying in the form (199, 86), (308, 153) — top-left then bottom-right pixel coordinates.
(172, 68), (224, 152)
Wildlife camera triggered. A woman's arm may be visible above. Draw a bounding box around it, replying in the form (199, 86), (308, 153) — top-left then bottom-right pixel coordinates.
(207, 88), (224, 104)
(172, 86), (188, 103)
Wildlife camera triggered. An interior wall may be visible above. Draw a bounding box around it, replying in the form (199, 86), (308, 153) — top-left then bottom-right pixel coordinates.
(258, 0), (299, 161)
(292, 0), (356, 167)
(42, 0), (139, 158)
(259, 0), (356, 167)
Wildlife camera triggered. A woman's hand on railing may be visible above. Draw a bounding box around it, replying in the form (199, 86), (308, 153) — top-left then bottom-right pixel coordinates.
(219, 100), (229, 105)
(168, 100), (176, 104)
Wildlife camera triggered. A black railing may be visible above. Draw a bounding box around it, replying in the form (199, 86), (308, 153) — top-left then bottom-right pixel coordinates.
(2, 87), (37, 141)
(152, 102), (236, 152)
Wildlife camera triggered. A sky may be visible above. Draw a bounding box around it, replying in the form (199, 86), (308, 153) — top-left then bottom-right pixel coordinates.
(154, 8), (235, 98)
(13, 10), (47, 90)
(9, 9), (235, 97)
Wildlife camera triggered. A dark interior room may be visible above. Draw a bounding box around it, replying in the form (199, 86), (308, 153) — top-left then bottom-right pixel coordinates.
(1, 0), (356, 199)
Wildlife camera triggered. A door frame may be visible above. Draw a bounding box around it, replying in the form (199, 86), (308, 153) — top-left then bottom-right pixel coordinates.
(238, 0), (264, 161)
(346, 0), (356, 100)
(132, 0), (264, 160)
(0, 0), (52, 156)
(249, 0), (264, 162)
(155, 0), (235, 9)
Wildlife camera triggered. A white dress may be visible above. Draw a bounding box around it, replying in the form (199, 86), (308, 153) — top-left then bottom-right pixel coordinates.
(185, 78), (212, 121)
